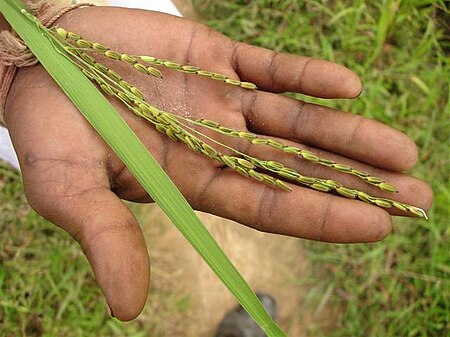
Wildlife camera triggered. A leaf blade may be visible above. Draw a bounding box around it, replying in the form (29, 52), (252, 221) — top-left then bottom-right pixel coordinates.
(0, 1), (287, 335)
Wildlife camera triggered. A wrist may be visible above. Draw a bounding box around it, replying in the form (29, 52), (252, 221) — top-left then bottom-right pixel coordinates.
(1, 16), (11, 32)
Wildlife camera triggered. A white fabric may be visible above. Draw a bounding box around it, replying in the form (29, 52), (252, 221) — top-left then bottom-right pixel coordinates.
(107, 0), (181, 16)
(0, 0), (180, 170)
(0, 128), (19, 169)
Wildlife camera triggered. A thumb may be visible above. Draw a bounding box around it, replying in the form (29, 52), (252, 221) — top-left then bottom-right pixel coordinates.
(24, 171), (150, 321)
(69, 189), (151, 321)
(5, 62), (150, 321)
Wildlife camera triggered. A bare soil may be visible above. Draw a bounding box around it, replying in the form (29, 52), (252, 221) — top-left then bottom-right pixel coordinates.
(139, 206), (309, 337)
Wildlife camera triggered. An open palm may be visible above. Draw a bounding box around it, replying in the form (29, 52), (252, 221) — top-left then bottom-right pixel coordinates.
(5, 6), (432, 320)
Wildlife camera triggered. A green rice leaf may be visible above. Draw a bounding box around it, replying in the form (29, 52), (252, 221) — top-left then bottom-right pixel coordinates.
(0, 0), (287, 335)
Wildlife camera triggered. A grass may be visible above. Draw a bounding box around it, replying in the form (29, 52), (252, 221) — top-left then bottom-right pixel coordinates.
(1, 0), (449, 336)
(193, 0), (449, 336)
(0, 160), (189, 337)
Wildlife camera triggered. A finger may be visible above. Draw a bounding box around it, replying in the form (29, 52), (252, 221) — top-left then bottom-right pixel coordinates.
(231, 42), (362, 98)
(20, 161), (150, 321)
(239, 90), (419, 171)
(196, 168), (392, 243)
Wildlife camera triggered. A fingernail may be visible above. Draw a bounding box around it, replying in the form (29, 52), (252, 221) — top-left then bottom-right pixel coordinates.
(105, 299), (116, 318)
(106, 302), (115, 318)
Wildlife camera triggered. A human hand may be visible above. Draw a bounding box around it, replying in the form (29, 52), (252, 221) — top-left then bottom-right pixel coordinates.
(4, 6), (432, 320)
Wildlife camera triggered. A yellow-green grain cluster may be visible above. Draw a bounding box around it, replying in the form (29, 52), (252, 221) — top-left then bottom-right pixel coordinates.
(55, 27), (256, 90)
(194, 118), (397, 192)
(48, 26), (427, 219)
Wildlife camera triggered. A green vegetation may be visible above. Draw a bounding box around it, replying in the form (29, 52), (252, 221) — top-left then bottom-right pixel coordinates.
(194, 0), (449, 336)
(1, 0), (449, 336)
(1, 160), (191, 336)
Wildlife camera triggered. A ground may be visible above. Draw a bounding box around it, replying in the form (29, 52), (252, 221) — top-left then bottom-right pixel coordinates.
(0, 1), (449, 336)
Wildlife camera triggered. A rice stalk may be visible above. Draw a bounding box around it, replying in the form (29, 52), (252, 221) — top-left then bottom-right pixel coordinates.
(190, 118), (397, 192)
(53, 27), (257, 90)
(60, 37), (427, 219)
(16, 6), (427, 219)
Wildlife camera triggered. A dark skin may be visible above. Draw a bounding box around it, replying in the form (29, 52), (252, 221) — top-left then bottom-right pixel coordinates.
(3, 7), (432, 321)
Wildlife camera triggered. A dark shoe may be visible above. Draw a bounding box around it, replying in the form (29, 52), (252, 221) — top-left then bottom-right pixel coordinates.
(215, 293), (277, 337)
